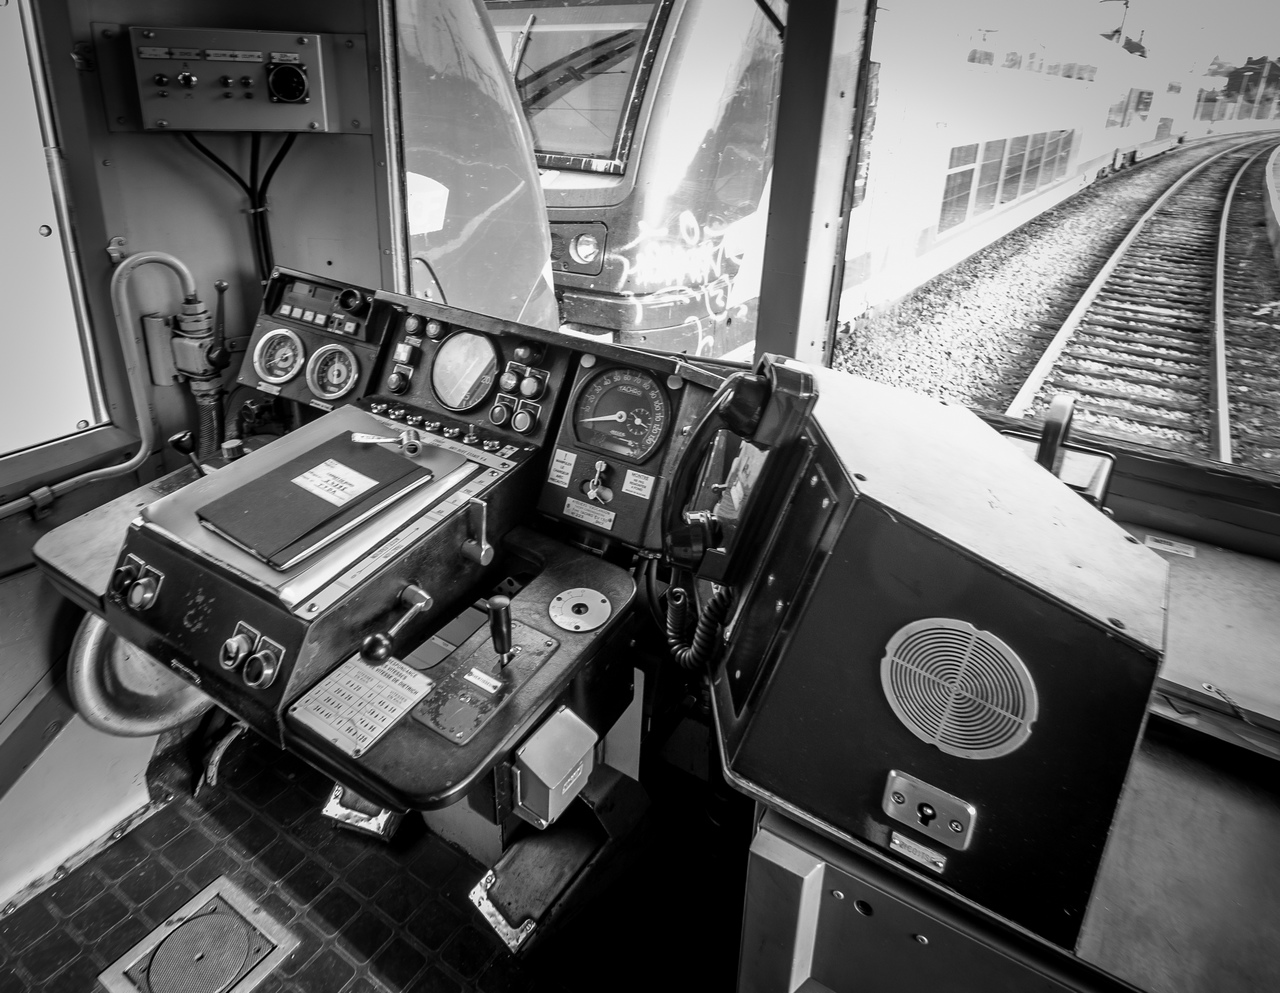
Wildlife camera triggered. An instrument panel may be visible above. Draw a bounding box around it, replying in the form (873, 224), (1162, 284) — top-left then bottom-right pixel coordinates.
(239, 268), (384, 410)
(237, 271), (725, 550)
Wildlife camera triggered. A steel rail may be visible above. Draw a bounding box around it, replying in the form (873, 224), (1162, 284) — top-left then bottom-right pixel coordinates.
(1005, 139), (1275, 420)
(1211, 145), (1273, 463)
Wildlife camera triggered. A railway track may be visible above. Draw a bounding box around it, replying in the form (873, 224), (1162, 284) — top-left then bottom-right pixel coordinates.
(1007, 138), (1280, 466)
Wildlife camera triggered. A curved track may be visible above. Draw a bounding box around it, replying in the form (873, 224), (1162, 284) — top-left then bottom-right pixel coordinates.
(1006, 138), (1280, 464)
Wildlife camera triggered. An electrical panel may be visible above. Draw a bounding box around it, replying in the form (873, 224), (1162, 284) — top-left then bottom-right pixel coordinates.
(94, 25), (371, 134)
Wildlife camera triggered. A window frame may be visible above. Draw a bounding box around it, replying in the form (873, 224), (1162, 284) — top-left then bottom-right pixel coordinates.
(486, 0), (675, 176)
(0, 0), (141, 511)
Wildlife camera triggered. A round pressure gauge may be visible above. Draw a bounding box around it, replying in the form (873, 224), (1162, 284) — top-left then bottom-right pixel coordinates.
(252, 328), (305, 384)
(573, 366), (669, 463)
(305, 343), (359, 400)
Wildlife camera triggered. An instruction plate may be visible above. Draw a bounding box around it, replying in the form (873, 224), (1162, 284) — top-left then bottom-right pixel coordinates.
(290, 656), (435, 758)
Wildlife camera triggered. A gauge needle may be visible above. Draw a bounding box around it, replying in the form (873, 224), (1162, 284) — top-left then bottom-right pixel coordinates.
(581, 412), (626, 423)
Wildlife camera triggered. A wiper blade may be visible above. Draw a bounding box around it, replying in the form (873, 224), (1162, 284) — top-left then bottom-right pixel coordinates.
(518, 29), (641, 109)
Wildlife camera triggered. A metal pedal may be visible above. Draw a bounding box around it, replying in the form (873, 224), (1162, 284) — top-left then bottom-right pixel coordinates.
(320, 783), (404, 840)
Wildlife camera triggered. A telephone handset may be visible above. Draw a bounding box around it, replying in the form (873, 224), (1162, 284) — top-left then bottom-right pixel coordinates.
(663, 354), (816, 587)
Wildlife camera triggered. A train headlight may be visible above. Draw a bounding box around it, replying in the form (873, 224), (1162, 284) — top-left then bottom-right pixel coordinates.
(570, 233), (602, 265)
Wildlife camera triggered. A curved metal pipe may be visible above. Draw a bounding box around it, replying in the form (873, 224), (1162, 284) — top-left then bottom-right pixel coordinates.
(68, 613), (213, 737)
(0, 251), (199, 519)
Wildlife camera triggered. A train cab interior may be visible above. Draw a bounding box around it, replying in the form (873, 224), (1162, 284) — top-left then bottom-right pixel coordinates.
(0, 2), (1278, 992)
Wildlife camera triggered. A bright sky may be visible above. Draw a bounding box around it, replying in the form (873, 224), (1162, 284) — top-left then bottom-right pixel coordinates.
(1125, 0), (1280, 68)
(926, 0), (1280, 73)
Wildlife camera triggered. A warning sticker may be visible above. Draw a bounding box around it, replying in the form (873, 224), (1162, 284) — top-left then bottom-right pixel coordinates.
(292, 459), (377, 507)
(548, 449), (577, 488)
(564, 496), (615, 531)
(622, 469), (655, 500)
(1144, 534), (1195, 558)
(290, 656), (435, 758)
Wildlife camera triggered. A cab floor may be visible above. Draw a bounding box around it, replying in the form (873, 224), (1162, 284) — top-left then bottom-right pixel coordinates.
(0, 724), (747, 993)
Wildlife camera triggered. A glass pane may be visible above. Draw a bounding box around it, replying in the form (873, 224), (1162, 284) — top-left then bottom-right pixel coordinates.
(1020, 132), (1046, 195)
(938, 168), (974, 232)
(486, 1), (659, 159)
(973, 140), (1005, 214)
(949, 143), (979, 169)
(1000, 136), (1027, 203)
(397, 0), (559, 327)
(1055, 131), (1073, 179)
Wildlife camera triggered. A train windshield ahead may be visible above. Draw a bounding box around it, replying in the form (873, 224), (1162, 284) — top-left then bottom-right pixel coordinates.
(485, 0), (665, 171)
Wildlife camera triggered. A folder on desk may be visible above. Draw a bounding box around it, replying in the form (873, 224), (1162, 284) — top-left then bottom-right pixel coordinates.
(197, 435), (432, 570)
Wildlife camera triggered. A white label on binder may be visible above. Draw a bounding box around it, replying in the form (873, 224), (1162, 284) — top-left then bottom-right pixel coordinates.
(292, 459), (377, 506)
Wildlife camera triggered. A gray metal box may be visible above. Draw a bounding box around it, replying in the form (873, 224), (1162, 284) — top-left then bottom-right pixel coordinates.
(513, 705), (597, 829)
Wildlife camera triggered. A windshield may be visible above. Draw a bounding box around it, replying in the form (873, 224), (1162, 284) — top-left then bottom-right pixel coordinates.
(485, 0), (663, 167)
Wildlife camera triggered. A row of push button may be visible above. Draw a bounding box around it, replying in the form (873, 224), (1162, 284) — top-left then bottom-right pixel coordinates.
(275, 303), (358, 334)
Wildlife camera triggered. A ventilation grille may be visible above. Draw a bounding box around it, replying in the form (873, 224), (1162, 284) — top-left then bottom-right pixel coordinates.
(880, 618), (1038, 759)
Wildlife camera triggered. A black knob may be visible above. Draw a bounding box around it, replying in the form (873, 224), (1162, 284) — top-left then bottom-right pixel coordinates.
(240, 75), (255, 88)
(242, 648), (280, 688)
(360, 632), (393, 663)
(169, 431), (195, 456)
(337, 288), (365, 314)
(489, 595), (512, 663)
(126, 576), (159, 611)
(176, 71), (197, 88)
(513, 341), (544, 365)
(425, 320), (445, 339)
(220, 75), (235, 87)
(110, 563), (139, 598)
(488, 404), (511, 427)
(387, 371), (408, 394)
(152, 73), (170, 86)
(511, 409), (536, 434)
(220, 632), (254, 670)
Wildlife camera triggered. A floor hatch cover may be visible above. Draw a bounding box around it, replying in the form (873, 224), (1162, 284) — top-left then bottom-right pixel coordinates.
(99, 877), (298, 993)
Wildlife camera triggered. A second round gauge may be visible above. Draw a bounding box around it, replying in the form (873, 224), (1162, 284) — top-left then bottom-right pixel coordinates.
(573, 367), (668, 463)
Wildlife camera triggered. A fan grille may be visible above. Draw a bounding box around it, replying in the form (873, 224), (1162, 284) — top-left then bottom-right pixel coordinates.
(880, 618), (1037, 759)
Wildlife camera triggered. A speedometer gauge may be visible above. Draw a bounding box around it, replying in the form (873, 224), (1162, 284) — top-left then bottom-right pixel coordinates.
(573, 367), (669, 463)
(252, 328), (304, 384)
(305, 343), (359, 401)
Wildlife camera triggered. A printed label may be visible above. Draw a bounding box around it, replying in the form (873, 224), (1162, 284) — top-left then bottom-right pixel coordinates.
(1144, 534), (1196, 557)
(137, 47), (171, 59)
(464, 668), (502, 695)
(563, 497), (615, 531)
(205, 50), (264, 62)
(889, 832), (946, 873)
(292, 458), (377, 507)
(291, 656), (435, 758)
(622, 469), (655, 500)
(561, 761), (585, 794)
(548, 449), (577, 488)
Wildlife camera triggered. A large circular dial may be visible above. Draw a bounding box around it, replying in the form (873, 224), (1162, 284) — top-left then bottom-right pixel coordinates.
(431, 331), (500, 411)
(305, 343), (359, 400)
(252, 328), (304, 384)
(573, 367), (669, 463)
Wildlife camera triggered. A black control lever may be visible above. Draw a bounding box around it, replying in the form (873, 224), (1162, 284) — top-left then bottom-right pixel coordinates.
(488, 595), (513, 668)
(360, 585), (433, 663)
(169, 431), (205, 477)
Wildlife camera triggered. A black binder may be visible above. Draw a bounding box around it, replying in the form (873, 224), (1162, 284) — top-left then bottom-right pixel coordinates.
(197, 435), (432, 569)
